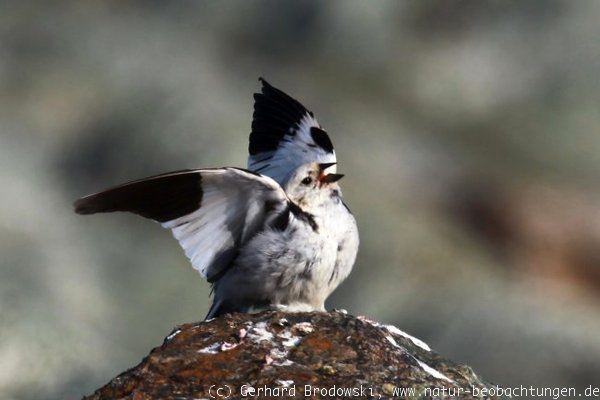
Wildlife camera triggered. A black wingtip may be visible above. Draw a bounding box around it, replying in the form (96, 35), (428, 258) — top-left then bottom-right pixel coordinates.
(73, 197), (97, 215)
(73, 192), (109, 215)
(258, 77), (275, 92)
(71, 170), (204, 222)
(250, 78), (314, 156)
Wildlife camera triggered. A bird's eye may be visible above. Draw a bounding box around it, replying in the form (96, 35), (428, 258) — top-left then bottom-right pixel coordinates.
(301, 177), (312, 185)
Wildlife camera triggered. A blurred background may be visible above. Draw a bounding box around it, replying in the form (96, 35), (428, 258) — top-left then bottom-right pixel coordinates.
(1, 1), (600, 398)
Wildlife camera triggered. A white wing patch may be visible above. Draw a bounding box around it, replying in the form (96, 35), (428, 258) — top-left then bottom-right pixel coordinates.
(165, 191), (233, 277)
(161, 169), (287, 281)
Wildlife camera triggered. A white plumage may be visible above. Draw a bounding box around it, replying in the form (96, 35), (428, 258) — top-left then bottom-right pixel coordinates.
(161, 168), (286, 281)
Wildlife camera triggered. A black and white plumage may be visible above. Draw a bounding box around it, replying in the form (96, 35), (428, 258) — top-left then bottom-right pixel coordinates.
(74, 79), (358, 319)
(75, 168), (288, 282)
(249, 78), (337, 186)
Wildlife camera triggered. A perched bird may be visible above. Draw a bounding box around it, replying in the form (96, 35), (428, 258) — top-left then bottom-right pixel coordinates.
(74, 78), (359, 319)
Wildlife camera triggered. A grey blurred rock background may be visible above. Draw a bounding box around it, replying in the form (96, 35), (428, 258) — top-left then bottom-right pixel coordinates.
(1, 1), (599, 399)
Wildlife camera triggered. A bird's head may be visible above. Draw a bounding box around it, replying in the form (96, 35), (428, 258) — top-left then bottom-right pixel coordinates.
(284, 162), (344, 209)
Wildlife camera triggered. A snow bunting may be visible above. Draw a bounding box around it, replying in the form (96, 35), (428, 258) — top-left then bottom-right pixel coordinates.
(74, 78), (359, 319)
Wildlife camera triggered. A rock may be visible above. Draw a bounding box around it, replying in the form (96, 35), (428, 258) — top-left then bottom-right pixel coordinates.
(84, 311), (502, 399)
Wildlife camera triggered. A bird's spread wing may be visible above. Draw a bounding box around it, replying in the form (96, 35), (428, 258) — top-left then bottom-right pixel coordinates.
(248, 78), (337, 186)
(74, 168), (287, 282)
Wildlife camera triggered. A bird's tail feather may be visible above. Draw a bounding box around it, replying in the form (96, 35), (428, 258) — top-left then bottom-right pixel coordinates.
(204, 298), (272, 320)
(205, 299), (249, 320)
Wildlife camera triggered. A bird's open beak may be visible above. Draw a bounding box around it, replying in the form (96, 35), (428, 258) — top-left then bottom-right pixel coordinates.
(319, 173), (345, 183)
(318, 162), (343, 184)
(318, 162), (337, 171)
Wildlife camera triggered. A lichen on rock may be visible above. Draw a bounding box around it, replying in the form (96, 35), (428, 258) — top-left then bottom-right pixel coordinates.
(84, 311), (502, 399)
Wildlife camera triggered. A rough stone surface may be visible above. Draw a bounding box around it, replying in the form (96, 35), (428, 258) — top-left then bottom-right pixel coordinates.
(84, 311), (502, 399)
